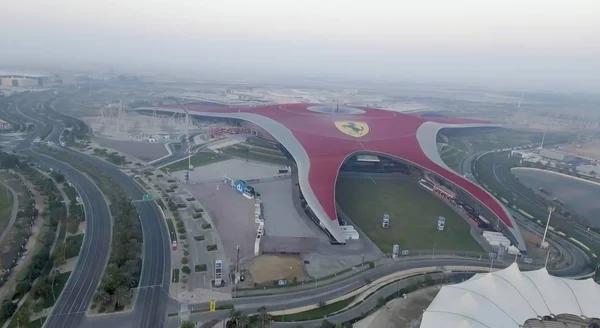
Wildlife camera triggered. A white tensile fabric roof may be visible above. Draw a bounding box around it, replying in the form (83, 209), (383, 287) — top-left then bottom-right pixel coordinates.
(420, 263), (600, 328)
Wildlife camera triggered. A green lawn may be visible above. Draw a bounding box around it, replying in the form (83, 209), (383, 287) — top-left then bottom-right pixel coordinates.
(0, 183), (14, 232)
(163, 153), (227, 172)
(166, 219), (177, 242)
(336, 178), (482, 253)
(40, 272), (71, 308)
(65, 234), (84, 258)
(172, 269), (180, 283)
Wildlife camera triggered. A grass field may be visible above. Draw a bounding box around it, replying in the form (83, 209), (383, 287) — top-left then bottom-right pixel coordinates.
(336, 178), (482, 252)
(40, 272), (71, 308)
(0, 183), (14, 233)
(163, 153), (227, 172)
(65, 234), (84, 258)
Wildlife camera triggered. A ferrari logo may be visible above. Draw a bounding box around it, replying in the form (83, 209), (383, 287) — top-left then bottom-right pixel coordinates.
(334, 121), (369, 138)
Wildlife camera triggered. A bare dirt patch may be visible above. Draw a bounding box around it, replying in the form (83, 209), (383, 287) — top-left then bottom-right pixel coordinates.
(247, 255), (306, 284)
(354, 285), (440, 328)
(559, 140), (600, 161)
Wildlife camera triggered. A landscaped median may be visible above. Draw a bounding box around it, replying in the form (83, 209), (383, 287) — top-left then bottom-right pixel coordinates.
(0, 155), (86, 327)
(267, 265), (489, 323)
(33, 146), (143, 315)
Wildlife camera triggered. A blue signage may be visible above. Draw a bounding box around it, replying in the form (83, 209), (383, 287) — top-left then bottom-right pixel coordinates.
(234, 180), (247, 195)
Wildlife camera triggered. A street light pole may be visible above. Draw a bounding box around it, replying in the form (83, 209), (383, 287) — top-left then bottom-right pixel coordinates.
(540, 205), (555, 248)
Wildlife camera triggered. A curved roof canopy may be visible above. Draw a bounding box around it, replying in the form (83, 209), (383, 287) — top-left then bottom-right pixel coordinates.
(157, 103), (524, 248)
(421, 263), (600, 328)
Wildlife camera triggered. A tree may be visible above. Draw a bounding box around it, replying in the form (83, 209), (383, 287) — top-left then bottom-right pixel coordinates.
(94, 289), (111, 305)
(229, 308), (241, 326)
(14, 306), (31, 326)
(318, 300), (327, 308)
(1, 301), (17, 319)
(32, 276), (53, 300)
(112, 286), (131, 308)
(237, 315), (249, 328)
(377, 297), (386, 307)
(256, 306), (272, 328)
(31, 300), (45, 325)
(180, 321), (195, 328)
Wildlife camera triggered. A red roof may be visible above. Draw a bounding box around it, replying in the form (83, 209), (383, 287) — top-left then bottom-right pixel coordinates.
(179, 103), (513, 229)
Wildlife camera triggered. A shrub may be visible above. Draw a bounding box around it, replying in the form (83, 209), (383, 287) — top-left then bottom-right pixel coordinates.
(201, 223), (211, 229)
(194, 264), (207, 272)
(206, 244), (217, 251)
(181, 257), (189, 265)
(181, 266), (191, 275)
(193, 235), (205, 241)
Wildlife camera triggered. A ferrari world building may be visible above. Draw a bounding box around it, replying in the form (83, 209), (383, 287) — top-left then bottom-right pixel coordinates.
(153, 103), (526, 251)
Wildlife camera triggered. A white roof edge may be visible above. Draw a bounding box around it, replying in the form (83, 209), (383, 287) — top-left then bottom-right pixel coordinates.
(151, 107), (346, 243)
(416, 121), (526, 251)
(421, 264), (600, 328)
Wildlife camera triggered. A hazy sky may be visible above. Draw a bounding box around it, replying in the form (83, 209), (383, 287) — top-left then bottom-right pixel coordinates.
(1, 0), (599, 89)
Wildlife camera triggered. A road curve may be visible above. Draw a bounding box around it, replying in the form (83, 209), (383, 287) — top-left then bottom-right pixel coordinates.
(27, 149), (112, 328)
(10, 95), (171, 328)
(0, 181), (19, 244)
(7, 96), (113, 328)
(55, 146), (172, 328)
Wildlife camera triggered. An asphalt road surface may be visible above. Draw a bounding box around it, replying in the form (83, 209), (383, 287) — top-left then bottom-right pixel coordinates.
(26, 149), (112, 328)
(10, 97), (172, 328)
(9, 99), (112, 328)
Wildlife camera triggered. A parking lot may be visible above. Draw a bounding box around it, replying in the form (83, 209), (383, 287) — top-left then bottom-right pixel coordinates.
(186, 182), (257, 266)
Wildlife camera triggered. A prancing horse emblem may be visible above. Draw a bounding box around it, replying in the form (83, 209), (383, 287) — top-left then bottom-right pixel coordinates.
(334, 121), (369, 138)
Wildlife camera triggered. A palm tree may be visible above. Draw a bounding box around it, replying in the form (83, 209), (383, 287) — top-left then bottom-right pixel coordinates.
(112, 286), (131, 308)
(31, 300), (44, 326)
(180, 321), (194, 328)
(15, 306), (31, 326)
(237, 315), (249, 328)
(229, 308), (241, 326)
(94, 289), (111, 305)
(256, 306), (272, 328)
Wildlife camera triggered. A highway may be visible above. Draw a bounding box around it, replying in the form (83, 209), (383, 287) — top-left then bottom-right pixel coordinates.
(7, 97), (113, 328)
(8, 95), (172, 328)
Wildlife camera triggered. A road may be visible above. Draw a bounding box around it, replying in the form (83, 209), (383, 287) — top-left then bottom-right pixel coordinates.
(8, 95), (172, 328)
(171, 257), (539, 327)
(7, 97), (113, 328)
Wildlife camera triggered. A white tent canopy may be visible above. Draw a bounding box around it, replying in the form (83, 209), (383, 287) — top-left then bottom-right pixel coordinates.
(420, 263), (600, 328)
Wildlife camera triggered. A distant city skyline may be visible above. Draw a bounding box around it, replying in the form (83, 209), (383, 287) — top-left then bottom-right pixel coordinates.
(1, 0), (599, 90)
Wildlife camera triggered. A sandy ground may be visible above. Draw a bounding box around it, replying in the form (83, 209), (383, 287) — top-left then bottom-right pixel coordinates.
(246, 255), (306, 284)
(559, 140), (600, 160)
(353, 285), (440, 328)
(519, 227), (559, 264)
(92, 136), (168, 162)
(0, 191), (46, 301)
